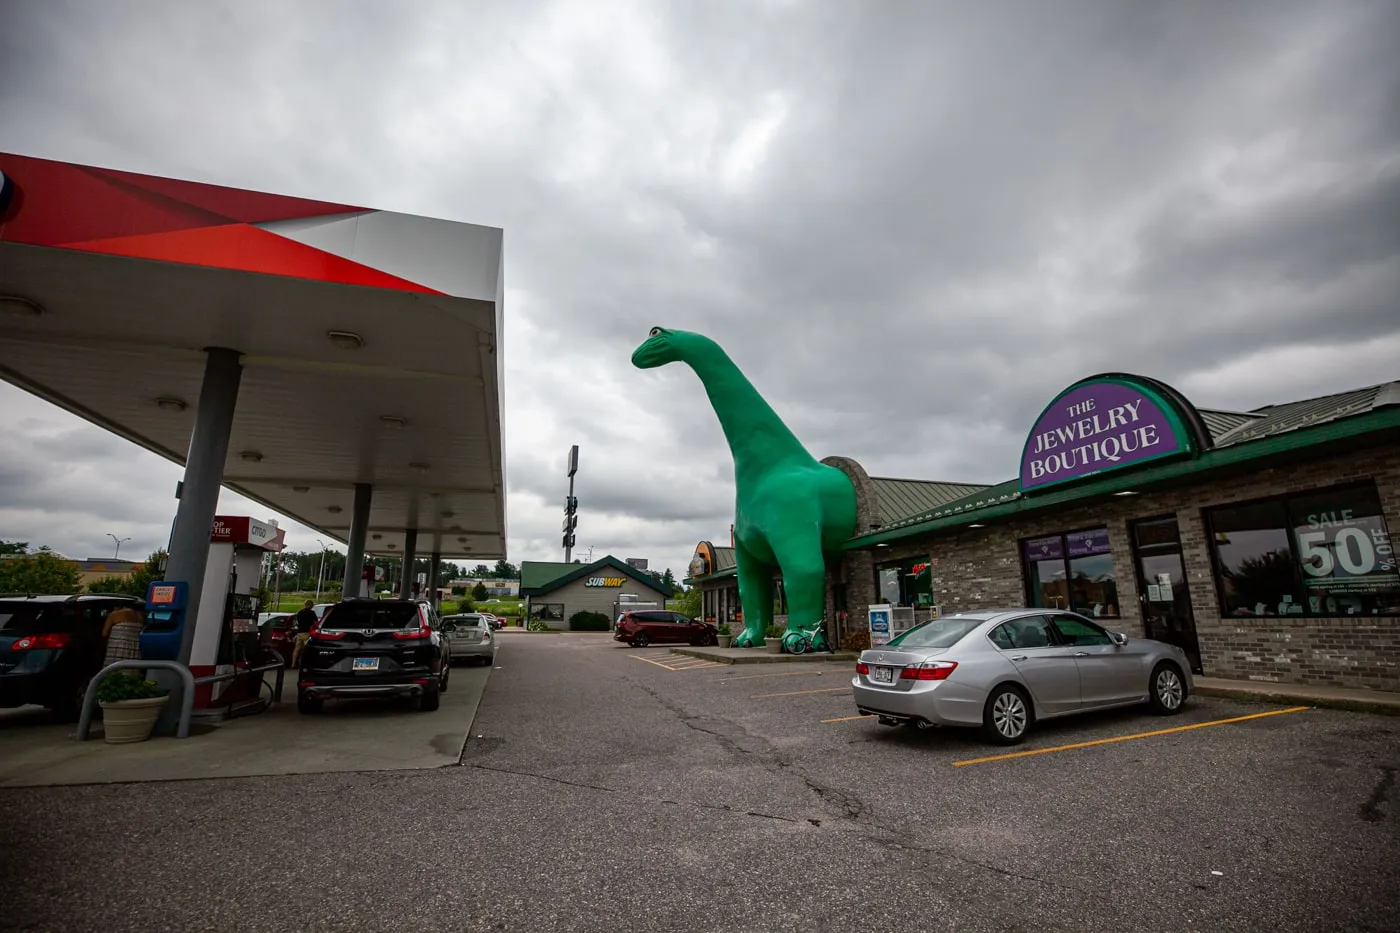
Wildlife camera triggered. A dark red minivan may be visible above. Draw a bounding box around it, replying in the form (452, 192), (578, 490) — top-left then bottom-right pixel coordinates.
(614, 610), (717, 648)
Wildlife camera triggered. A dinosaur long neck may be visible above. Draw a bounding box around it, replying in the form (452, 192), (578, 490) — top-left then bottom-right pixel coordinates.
(682, 340), (817, 483)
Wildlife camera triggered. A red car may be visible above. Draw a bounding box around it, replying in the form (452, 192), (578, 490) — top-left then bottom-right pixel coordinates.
(614, 610), (717, 648)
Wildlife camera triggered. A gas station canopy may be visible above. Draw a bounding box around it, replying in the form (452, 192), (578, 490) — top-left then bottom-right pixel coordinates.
(0, 152), (505, 559)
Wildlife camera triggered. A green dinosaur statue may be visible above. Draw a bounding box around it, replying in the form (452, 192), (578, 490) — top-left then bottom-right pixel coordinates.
(631, 327), (856, 648)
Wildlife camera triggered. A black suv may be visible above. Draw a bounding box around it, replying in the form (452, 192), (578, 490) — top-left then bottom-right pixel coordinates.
(297, 598), (450, 714)
(0, 594), (142, 719)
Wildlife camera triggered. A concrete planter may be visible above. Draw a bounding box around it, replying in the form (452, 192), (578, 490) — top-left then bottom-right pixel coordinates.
(99, 696), (169, 744)
(717, 635), (734, 649)
(765, 640), (785, 655)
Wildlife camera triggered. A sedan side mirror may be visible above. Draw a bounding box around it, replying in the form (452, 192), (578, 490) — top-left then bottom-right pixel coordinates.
(1109, 631), (1128, 646)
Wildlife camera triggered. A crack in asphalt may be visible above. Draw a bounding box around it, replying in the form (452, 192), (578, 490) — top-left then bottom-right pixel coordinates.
(1360, 765), (1395, 823)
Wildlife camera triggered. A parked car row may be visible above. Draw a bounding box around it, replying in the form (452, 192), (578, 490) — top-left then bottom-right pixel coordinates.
(0, 594), (143, 719)
(853, 608), (1194, 746)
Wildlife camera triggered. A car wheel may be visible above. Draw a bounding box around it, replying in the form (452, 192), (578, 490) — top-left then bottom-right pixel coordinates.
(1148, 662), (1187, 715)
(982, 684), (1031, 745)
(440, 664), (450, 693)
(298, 691), (323, 715)
(632, 633), (650, 648)
(419, 684), (441, 712)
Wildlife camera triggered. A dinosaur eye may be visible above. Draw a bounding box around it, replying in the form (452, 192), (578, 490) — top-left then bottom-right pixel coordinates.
(649, 327), (663, 337)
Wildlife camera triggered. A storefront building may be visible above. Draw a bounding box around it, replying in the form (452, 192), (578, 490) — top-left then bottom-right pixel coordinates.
(521, 555), (674, 630)
(687, 373), (1400, 691)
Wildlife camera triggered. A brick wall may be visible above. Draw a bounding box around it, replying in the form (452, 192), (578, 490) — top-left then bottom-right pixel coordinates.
(845, 439), (1400, 692)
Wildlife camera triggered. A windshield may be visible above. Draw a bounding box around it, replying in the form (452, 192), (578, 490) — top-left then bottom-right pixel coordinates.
(0, 603), (60, 633)
(887, 616), (985, 650)
(447, 615), (485, 629)
(321, 602), (422, 630)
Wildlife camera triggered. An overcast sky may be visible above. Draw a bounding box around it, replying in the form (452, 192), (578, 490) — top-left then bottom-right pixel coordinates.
(2, 0), (1398, 580)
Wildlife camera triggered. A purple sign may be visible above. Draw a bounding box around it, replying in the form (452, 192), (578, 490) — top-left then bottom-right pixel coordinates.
(1066, 528), (1111, 557)
(1024, 536), (1063, 561)
(1020, 380), (1186, 491)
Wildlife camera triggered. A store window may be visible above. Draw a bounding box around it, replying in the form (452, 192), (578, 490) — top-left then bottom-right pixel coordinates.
(874, 556), (933, 607)
(1021, 528), (1120, 618)
(529, 603), (564, 622)
(1206, 483), (1400, 617)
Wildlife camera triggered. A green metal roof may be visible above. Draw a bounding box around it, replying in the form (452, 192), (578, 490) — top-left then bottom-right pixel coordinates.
(684, 546), (736, 584)
(520, 554), (675, 598)
(1197, 408), (1262, 442)
(847, 381), (1400, 549)
(519, 561), (580, 591)
(870, 477), (990, 524)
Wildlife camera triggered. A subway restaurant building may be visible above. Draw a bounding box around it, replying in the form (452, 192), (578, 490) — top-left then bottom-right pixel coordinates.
(685, 373), (1400, 693)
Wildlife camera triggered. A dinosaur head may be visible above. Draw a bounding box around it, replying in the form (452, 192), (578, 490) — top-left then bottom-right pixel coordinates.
(631, 326), (690, 369)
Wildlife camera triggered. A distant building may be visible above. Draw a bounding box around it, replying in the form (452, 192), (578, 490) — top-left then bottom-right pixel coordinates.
(449, 578), (520, 598)
(520, 555), (674, 629)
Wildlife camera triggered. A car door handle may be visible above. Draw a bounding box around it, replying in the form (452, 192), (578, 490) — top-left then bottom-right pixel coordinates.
(1010, 655), (1028, 661)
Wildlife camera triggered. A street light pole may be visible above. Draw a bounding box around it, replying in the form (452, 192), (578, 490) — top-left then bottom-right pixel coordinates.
(107, 533), (131, 559)
(315, 538), (329, 602)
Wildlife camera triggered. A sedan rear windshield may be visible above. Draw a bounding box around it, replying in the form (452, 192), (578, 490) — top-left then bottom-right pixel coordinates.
(446, 615), (485, 628)
(887, 617), (985, 650)
(321, 603), (422, 630)
(0, 603), (59, 633)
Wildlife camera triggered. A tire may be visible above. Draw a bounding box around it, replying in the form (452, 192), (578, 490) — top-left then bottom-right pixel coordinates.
(982, 684), (1031, 745)
(419, 685), (441, 712)
(298, 691), (323, 715)
(787, 634), (810, 655)
(1148, 662), (1187, 715)
(632, 633), (650, 648)
(440, 663), (450, 694)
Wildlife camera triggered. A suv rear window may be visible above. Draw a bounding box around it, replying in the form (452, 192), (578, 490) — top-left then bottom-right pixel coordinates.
(0, 602), (61, 633)
(321, 602), (423, 630)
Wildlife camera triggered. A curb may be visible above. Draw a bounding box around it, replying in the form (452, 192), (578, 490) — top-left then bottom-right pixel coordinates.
(669, 647), (859, 666)
(1194, 684), (1400, 716)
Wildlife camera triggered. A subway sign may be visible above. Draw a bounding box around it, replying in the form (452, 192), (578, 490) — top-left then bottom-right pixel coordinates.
(584, 576), (626, 587)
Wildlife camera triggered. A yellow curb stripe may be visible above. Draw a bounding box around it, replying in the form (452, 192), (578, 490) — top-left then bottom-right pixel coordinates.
(752, 686), (853, 699)
(821, 714), (875, 723)
(952, 706), (1311, 767)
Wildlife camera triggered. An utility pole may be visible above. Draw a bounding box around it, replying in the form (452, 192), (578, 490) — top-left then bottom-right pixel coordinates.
(107, 533), (131, 559)
(315, 538), (329, 601)
(563, 444), (579, 562)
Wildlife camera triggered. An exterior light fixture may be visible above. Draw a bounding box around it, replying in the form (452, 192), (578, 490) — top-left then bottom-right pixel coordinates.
(292, 485), (310, 493)
(371, 533), (383, 540)
(1113, 490), (1138, 496)
(0, 296), (45, 318)
(440, 510), (454, 519)
(380, 415), (407, 428)
(239, 451), (264, 463)
(327, 505), (343, 514)
(875, 543), (890, 548)
(327, 330), (364, 350)
(968, 523), (986, 528)
(457, 537), (468, 544)
(155, 396), (188, 412)
(387, 543), (397, 549)
(409, 462), (430, 473)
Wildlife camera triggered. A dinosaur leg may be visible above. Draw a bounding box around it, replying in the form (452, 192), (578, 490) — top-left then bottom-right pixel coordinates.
(771, 532), (828, 644)
(732, 542), (774, 648)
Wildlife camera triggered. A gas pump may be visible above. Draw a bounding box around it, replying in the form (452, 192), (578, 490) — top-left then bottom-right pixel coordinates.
(140, 515), (286, 719)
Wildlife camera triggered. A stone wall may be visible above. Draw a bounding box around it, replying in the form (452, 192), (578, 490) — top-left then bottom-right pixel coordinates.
(844, 439), (1400, 692)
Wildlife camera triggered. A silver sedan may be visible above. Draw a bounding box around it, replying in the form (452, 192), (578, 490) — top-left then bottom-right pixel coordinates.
(852, 608), (1193, 745)
(440, 614), (497, 666)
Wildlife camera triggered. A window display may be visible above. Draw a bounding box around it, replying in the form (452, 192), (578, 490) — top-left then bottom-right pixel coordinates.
(1022, 528), (1119, 618)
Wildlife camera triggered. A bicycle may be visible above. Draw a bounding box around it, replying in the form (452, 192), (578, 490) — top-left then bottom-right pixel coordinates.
(781, 619), (831, 655)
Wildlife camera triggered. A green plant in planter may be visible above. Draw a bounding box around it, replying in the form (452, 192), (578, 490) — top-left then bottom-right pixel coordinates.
(764, 624), (784, 639)
(717, 623), (731, 636)
(95, 674), (168, 704)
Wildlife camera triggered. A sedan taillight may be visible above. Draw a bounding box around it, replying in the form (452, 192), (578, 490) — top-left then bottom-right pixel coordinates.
(901, 661), (958, 681)
(856, 661), (870, 675)
(11, 632), (70, 651)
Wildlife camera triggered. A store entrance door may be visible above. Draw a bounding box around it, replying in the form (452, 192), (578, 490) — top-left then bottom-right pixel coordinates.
(1130, 516), (1203, 674)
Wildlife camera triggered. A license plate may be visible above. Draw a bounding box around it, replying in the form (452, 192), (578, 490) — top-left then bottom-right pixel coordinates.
(352, 657), (379, 672)
(871, 666), (894, 684)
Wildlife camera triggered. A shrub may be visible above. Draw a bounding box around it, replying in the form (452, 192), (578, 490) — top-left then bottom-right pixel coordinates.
(471, 582), (488, 601)
(717, 623), (731, 635)
(95, 674), (168, 704)
(765, 624), (785, 639)
(568, 610), (611, 632)
(526, 619), (549, 632)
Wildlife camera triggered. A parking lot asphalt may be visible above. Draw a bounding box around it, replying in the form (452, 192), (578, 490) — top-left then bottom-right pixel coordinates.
(2, 631), (1396, 933)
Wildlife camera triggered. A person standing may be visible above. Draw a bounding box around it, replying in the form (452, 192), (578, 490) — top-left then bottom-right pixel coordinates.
(101, 606), (144, 670)
(291, 599), (318, 667)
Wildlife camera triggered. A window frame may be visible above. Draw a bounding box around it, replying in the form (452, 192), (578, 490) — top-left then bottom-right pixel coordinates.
(1019, 526), (1122, 619)
(1203, 480), (1400, 619)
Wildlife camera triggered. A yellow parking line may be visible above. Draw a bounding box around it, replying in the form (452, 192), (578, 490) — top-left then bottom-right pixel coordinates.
(629, 655), (675, 670)
(821, 714), (875, 723)
(752, 686), (852, 699)
(721, 668), (853, 683)
(953, 706), (1311, 767)
(668, 658), (716, 667)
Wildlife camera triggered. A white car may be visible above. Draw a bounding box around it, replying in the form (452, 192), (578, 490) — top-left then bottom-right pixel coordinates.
(440, 613), (497, 666)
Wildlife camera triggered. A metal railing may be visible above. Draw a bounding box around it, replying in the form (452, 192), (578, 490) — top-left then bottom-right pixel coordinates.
(76, 658), (286, 741)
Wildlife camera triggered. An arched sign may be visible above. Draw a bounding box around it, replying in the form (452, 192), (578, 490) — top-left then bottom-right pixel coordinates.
(689, 541), (715, 579)
(1020, 375), (1207, 493)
